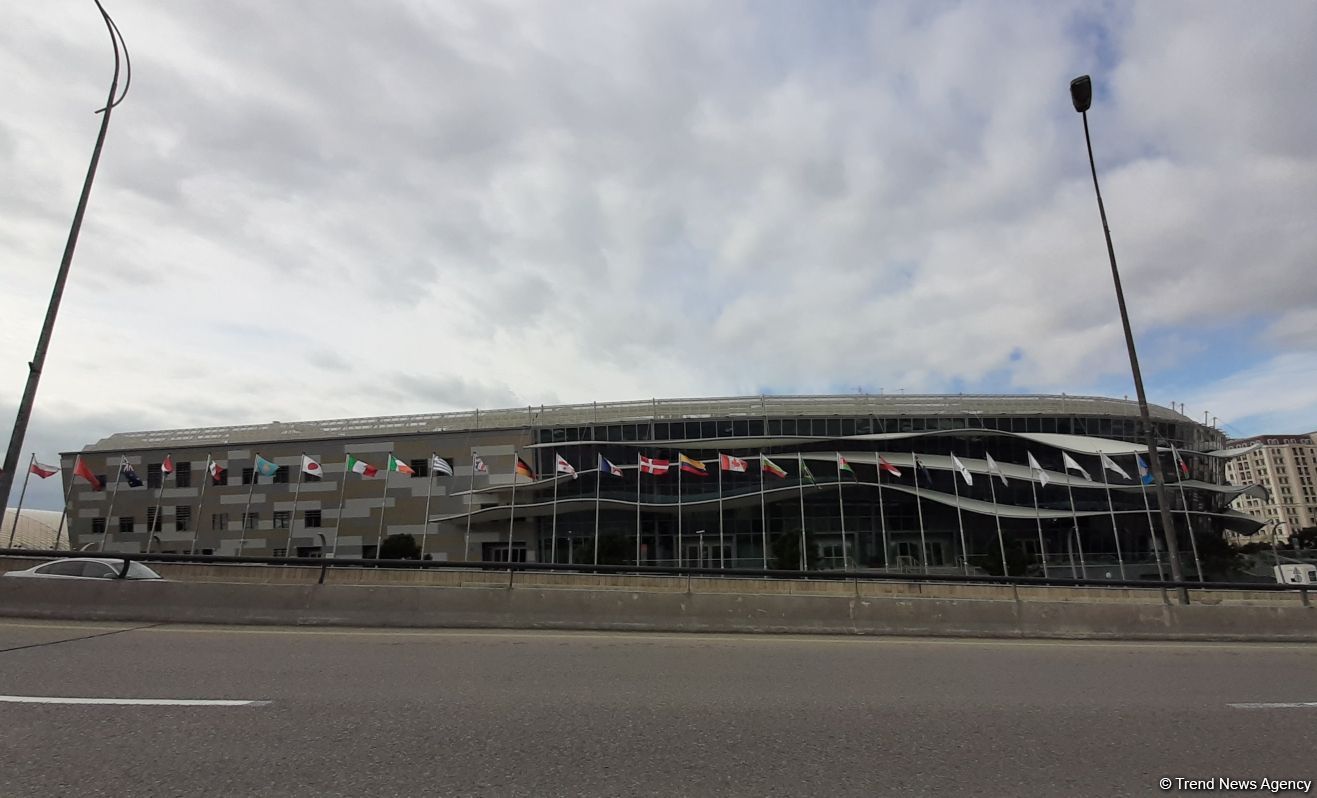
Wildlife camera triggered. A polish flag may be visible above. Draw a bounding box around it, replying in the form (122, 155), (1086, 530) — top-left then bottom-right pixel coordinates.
(639, 456), (670, 475)
(30, 461), (59, 479)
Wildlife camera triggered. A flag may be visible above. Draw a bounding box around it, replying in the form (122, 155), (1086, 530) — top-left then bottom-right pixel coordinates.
(719, 454), (749, 472)
(679, 453), (707, 476)
(120, 458), (143, 488)
(598, 455), (623, 477)
(209, 459), (226, 485)
(1136, 454), (1154, 486)
(639, 456), (670, 475)
(1027, 452), (1050, 487)
(346, 454), (379, 477)
(914, 456), (933, 486)
(1173, 446), (1190, 477)
(30, 461), (59, 479)
(801, 460), (816, 484)
(554, 453), (578, 479)
(877, 456), (902, 478)
(1061, 452), (1091, 481)
(254, 454), (280, 478)
(432, 455), (453, 477)
(985, 453), (1008, 486)
(388, 454), (416, 476)
(161, 455), (174, 478)
(302, 455), (324, 478)
(73, 456), (102, 491)
(472, 453), (489, 474)
(1099, 452), (1130, 480)
(515, 456), (536, 480)
(949, 453), (974, 486)
(761, 456), (788, 478)
(837, 454), (855, 479)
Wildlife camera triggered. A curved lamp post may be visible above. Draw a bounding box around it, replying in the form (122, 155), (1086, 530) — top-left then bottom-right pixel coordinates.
(0, 1), (131, 511)
(1069, 74), (1189, 604)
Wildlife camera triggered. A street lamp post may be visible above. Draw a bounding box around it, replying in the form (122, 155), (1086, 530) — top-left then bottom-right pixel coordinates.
(1069, 75), (1190, 604)
(0, 1), (130, 512)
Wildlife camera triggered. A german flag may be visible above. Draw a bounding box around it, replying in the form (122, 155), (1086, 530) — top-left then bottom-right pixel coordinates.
(515, 456), (536, 480)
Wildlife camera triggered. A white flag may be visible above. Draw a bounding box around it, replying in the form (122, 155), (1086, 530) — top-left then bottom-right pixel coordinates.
(949, 453), (973, 486)
(554, 453), (578, 479)
(472, 453), (488, 474)
(1099, 452), (1129, 480)
(301, 455), (323, 479)
(1061, 452), (1092, 481)
(1027, 452), (1050, 487)
(432, 455), (454, 477)
(985, 453), (1008, 486)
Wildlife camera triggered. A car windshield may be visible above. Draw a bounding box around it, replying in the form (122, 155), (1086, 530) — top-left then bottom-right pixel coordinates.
(123, 562), (162, 580)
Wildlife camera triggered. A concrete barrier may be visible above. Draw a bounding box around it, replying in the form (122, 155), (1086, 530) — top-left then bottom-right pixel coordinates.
(0, 574), (1312, 641)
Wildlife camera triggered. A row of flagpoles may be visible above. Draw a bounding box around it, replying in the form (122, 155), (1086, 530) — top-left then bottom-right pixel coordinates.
(12, 443), (1205, 579)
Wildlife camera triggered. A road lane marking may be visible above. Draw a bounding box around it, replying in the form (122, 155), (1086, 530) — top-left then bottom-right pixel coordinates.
(1229, 702), (1317, 709)
(0, 695), (268, 706)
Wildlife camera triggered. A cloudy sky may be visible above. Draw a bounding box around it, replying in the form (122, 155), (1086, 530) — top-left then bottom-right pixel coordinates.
(3, 0), (1316, 510)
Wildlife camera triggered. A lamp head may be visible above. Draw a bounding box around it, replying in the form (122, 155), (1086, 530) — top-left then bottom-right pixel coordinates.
(1070, 75), (1092, 112)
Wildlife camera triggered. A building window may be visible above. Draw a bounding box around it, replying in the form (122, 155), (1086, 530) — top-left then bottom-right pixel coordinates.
(304, 510), (322, 528)
(243, 513), (259, 530)
(92, 517), (106, 535)
(273, 511), (290, 529)
(272, 548), (287, 557)
(273, 466), (290, 484)
(176, 506), (191, 532)
(146, 507), (162, 533)
(147, 463), (163, 489)
(176, 462), (192, 488)
(212, 512), (229, 531)
(483, 543), (527, 562)
(242, 467), (255, 485)
(410, 458), (428, 478)
(119, 516), (134, 534)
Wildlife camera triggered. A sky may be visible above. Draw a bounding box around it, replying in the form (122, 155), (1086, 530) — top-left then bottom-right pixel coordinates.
(2, 0), (1316, 511)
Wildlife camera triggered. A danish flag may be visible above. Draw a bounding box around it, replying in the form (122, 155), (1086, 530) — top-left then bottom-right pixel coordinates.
(639, 456), (670, 475)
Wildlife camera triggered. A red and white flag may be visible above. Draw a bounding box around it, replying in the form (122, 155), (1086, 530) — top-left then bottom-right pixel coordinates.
(161, 455), (175, 478)
(301, 455), (323, 478)
(719, 454), (748, 472)
(209, 459), (227, 485)
(877, 456), (902, 478)
(639, 456), (670, 475)
(555, 453), (578, 479)
(30, 461), (59, 479)
(472, 453), (489, 474)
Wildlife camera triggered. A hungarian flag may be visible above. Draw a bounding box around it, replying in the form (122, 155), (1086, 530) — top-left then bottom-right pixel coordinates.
(598, 455), (623, 477)
(431, 455), (454, 477)
(388, 454), (415, 476)
(254, 454), (280, 478)
(346, 454), (379, 477)
(472, 453), (489, 474)
(878, 456), (902, 478)
(639, 456), (670, 475)
(678, 453), (707, 476)
(719, 454), (748, 472)
(761, 456), (788, 478)
(301, 455), (323, 478)
(514, 456), (536, 480)
(30, 461), (59, 479)
(836, 454), (855, 479)
(555, 453), (578, 479)
(209, 459), (226, 485)
(121, 459), (143, 488)
(73, 456), (102, 491)
(161, 455), (175, 478)
(950, 453), (973, 486)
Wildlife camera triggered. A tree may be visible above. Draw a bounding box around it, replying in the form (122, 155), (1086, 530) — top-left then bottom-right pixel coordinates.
(379, 533), (420, 560)
(771, 529), (818, 571)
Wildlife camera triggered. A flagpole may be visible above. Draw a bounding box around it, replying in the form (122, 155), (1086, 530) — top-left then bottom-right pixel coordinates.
(420, 454), (437, 560)
(147, 453), (169, 554)
(1098, 451), (1126, 580)
(950, 464), (969, 576)
(796, 452), (807, 571)
(836, 457), (848, 571)
(635, 454), (642, 566)
(54, 462), (76, 550)
(876, 459), (889, 571)
(101, 458), (125, 553)
(1029, 475), (1048, 578)
(375, 454), (392, 559)
(507, 453), (518, 565)
(912, 452), (928, 575)
(285, 455), (305, 557)
(1171, 446), (1204, 581)
(677, 458), (684, 568)
(593, 460), (602, 566)
(986, 468), (1008, 577)
(7, 454), (35, 547)
(1138, 471), (1165, 581)
(759, 452), (767, 570)
(551, 454), (560, 565)
(189, 454), (212, 555)
(1063, 472), (1083, 578)
(717, 453), (725, 569)
(331, 454), (349, 558)
(238, 454), (261, 555)
(465, 449), (477, 561)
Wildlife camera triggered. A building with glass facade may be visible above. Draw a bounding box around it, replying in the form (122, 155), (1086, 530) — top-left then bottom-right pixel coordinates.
(61, 394), (1260, 579)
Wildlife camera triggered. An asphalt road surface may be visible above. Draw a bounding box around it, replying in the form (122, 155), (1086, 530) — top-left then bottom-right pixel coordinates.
(0, 621), (1314, 797)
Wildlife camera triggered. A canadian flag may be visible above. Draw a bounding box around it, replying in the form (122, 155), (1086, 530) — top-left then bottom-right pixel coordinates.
(719, 454), (748, 472)
(639, 456), (670, 475)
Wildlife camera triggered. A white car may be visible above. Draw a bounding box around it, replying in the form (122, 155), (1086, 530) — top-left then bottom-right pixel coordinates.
(2, 558), (162, 581)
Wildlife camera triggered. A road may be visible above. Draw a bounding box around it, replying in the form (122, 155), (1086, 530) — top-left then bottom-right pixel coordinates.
(0, 621), (1313, 797)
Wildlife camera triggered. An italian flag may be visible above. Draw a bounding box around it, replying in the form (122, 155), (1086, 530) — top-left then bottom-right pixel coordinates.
(388, 454), (415, 476)
(347, 455), (379, 477)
